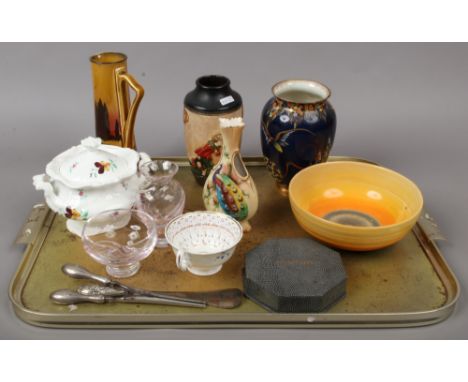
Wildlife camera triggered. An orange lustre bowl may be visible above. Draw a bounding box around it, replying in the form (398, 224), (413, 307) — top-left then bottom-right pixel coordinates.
(288, 161), (424, 251)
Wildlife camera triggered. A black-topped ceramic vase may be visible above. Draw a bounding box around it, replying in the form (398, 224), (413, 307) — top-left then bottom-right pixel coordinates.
(184, 75), (243, 185)
(260, 80), (336, 194)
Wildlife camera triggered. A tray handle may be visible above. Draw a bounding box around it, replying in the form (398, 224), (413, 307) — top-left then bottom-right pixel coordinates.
(15, 203), (49, 245)
(418, 210), (446, 242)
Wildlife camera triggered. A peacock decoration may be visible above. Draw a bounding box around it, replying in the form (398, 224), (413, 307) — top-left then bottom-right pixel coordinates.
(203, 117), (258, 231)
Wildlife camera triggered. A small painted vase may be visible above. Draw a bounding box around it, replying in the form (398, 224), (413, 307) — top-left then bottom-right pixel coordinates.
(261, 80), (336, 194)
(184, 75), (243, 185)
(203, 117), (258, 232)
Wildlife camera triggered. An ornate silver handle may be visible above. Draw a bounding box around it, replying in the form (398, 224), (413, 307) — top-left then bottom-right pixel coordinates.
(62, 263), (111, 285)
(50, 289), (106, 304)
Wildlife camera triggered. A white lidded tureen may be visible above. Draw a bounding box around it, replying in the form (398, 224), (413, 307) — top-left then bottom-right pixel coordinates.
(33, 137), (151, 236)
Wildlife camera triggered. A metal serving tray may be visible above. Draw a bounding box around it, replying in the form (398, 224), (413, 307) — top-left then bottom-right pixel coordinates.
(9, 157), (460, 328)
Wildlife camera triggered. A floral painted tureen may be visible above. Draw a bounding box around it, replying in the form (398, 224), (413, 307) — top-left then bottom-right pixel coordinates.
(33, 137), (150, 236)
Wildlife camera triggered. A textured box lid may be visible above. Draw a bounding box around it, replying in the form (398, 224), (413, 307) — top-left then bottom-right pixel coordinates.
(243, 238), (347, 313)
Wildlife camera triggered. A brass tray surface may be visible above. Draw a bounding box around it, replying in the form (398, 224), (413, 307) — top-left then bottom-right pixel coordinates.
(9, 157), (460, 328)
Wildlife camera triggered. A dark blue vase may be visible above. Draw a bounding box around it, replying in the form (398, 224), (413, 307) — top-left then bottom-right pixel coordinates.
(261, 80), (336, 193)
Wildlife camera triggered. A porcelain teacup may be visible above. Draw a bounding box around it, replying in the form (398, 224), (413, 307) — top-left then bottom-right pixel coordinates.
(165, 211), (243, 276)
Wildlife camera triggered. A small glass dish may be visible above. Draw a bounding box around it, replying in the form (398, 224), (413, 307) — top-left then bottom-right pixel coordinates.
(82, 208), (157, 278)
(137, 160), (185, 247)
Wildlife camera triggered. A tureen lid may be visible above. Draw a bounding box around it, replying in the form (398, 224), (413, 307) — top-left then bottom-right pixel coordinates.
(46, 137), (140, 189)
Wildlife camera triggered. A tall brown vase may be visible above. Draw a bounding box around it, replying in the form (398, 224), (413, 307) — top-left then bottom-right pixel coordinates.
(90, 52), (144, 149)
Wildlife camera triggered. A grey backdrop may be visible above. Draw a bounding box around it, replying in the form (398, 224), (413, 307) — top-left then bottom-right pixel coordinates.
(0, 43), (467, 339)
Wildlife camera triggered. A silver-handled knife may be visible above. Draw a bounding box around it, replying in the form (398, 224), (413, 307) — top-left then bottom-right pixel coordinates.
(50, 289), (207, 308)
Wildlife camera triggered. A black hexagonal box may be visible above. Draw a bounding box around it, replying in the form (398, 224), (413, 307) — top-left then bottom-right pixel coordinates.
(243, 238), (347, 313)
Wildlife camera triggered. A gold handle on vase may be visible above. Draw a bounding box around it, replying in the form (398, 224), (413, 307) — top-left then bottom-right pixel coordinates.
(115, 68), (145, 148)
